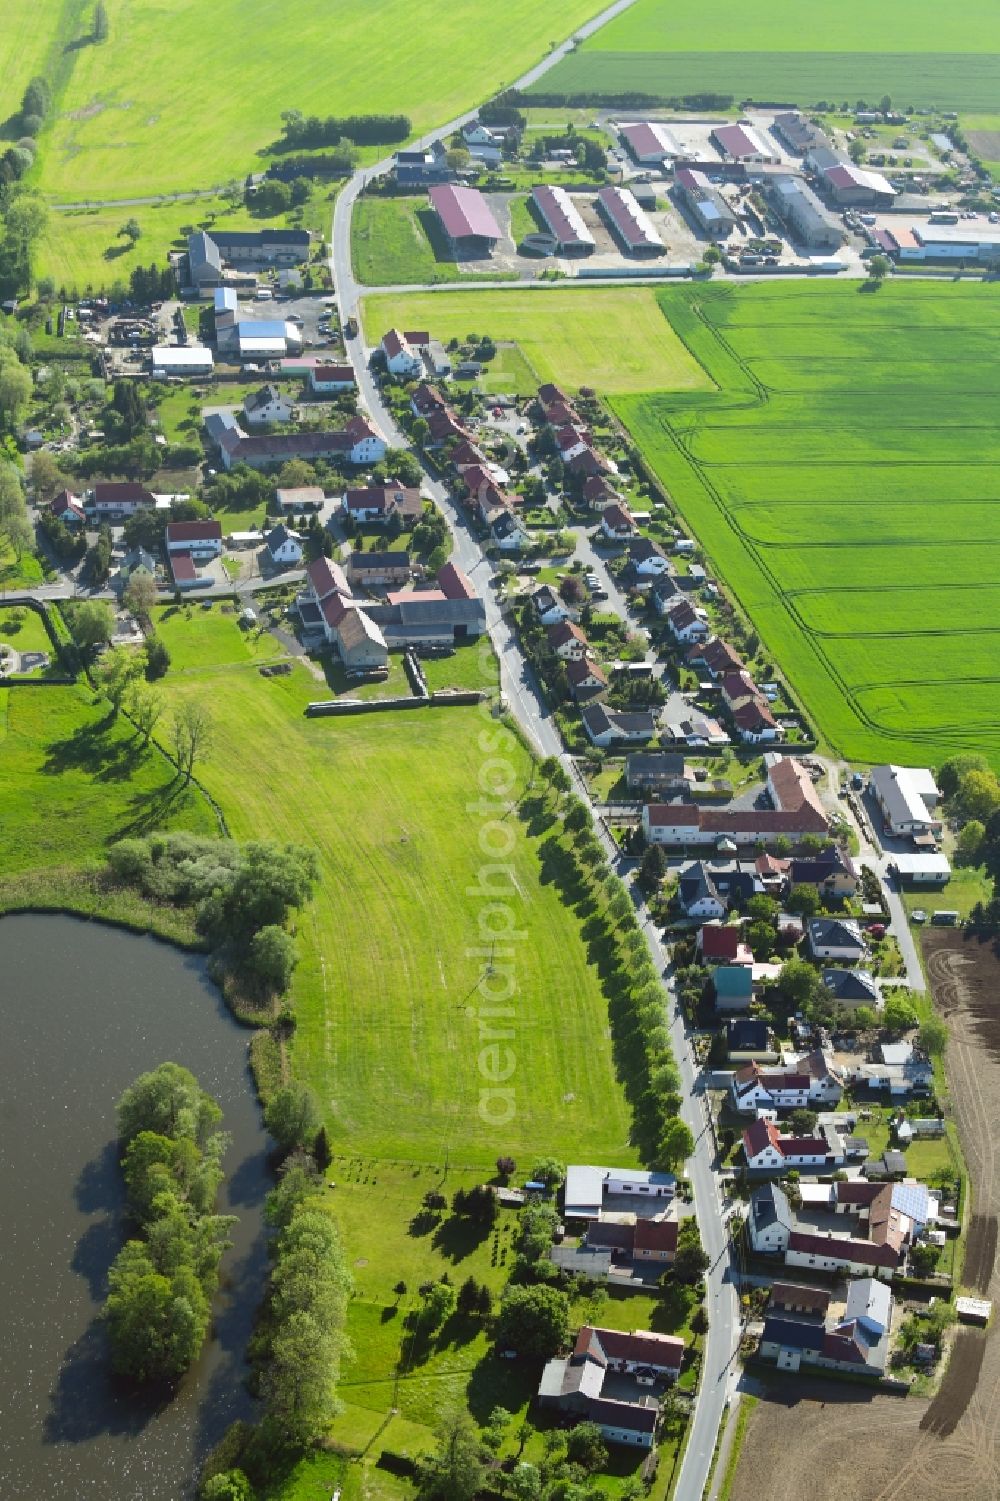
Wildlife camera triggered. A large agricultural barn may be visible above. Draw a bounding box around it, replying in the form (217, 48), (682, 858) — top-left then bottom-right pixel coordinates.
(596, 186), (663, 254)
(428, 184), (502, 254)
(530, 186), (595, 254)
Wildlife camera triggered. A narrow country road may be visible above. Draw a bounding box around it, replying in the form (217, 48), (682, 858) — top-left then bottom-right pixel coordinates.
(326, 4), (741, 1494)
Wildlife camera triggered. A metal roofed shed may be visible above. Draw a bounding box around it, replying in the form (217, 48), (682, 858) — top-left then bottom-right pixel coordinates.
(530, 185), (595, 254)
(428, 184), (501, 250)
(890, 852), (951, 885)
(151, 345), (214, 377)
(956, 1297), (992, 1325)
(619, 120), (682, 163)
(596, 186), (664, 255)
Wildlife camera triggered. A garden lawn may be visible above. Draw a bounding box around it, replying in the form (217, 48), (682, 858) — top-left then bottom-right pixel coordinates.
(0, 540), (44, 590)
(37, 0), (601, 201)
(614, 281), (1000, 770)
(532, 0), (1000, 110)
(362, 288), (713, 395)
(0, 683), (215, 876)
(151, 613), (636, 1167)
(150, 601), (284, 671)
(0, 604), (54, 668)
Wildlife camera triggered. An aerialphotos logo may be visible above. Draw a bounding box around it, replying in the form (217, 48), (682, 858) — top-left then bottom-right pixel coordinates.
(466, 637), (524, 1128)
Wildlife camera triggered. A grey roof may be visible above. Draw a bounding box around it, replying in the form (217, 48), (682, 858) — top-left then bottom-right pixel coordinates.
(822, 969), (879, 1003)
(751, 1181), (794, 1233)
(549, 1245), (613, 1276)
(245, 384), (284, 413)
(188, 231), (222, 276)
(726, 1017), (771, 1051)
(761, 1315), (824, 1352)
(351, 551), (410, 569)
(809, 916), (865, 949)
(627, 752), (687, 779)
(844, 1277), (891, 1332)
(211, 228), (310, 251)
(266, 523), (298, 551)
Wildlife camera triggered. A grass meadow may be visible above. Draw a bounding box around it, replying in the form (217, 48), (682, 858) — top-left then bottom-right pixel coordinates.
(352, 197), (515, 288)
(613, 281), (1000, 770)
(363, 286), (714, 395)
(34, 0), (600, 202)
(534, 0), (1000, 109)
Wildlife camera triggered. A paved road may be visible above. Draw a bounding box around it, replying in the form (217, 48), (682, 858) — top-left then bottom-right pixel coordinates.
(327, 8), (740, 1489)
(332, 0), (643, 327)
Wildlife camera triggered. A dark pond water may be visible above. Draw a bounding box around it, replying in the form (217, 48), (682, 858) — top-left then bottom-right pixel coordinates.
(0, 914), (271, 1499)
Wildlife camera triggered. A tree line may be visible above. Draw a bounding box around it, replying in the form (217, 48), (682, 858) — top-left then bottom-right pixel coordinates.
(104, 1063), (234, 1384)
(276, 109), (411, 150)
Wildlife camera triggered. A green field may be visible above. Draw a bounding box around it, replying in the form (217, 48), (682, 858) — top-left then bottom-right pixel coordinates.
(34, 0), (601, 202)
(533, 0), (1000, 108)
(37, 192), (328, 295)
(363, 286), (714, 395)
(151, 616), (635, 1165)
(352, 197), (514, 288)
(612, 281), (1000, 769)
(0, 683), (215, 875)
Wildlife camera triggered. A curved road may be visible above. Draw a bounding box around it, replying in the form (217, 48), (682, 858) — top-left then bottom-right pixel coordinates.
(327, 7), (742, 1497)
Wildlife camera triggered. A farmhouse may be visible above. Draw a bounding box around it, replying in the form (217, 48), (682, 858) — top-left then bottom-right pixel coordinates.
(581, 704), (657, 748)
(265, 524), (303, 567)
(596, 187), (664, 255)
(674, 169), (738, 238)
(730, 1051), (844, 1113)
(760, 1278), (891, 1375)
(429, 184), (501, 253)
(205, 411), (386, 471)
(742, 1118), (842, 1172)
(771, 112), (831, 156)
(869, 764), (942, 837)
(381, 328), (424, 378)
(663, 600), (709, 645)
(393, 140), (451, 186)
(89, 481), (156, 520)
(348, 551), (411, 590)
(687, 636), (744, 679)
(165, 519), (223, 560)
(308, 364), (356, 394)
(749, 1182), (796, 1253)
(626, 752), (693, 796)
(297, 556), (389, 671)
(789, 846), (858, 898)
(243, 385), (293, 426)
(765, 176), (844, 250)
(619, 121), (682, 165)
(585, 1215), (679, 1265)
(530, 186), (595, 254)
(461, 120), (506, 165)
(343, 485), (422, 525)
(538, 1326), (683, 1448)
(711, 123), (778, 164)
(643, 757), (829, 846)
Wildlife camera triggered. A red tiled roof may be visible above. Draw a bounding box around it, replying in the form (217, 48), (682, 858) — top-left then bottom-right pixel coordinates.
(94, 481), (153, 504)
(584, 1325), (685, 1370)
(165, 519), (222, 543)
(307, 555), (350, 601)
(547, 620), (588, 650)
(743, 1118), (780, 1159)
(699, 925), (744, 961)
(437, 561), (476, 600)
(312, 363), (355, 384)
(787, 1230), (899, 1268)
(633, 1218), (679, 1254)
(170, 550), (198, 582)
(567, 656), (608, 687)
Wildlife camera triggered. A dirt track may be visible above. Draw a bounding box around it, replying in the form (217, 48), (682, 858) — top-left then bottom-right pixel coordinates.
(731, 932), (1000, 1501)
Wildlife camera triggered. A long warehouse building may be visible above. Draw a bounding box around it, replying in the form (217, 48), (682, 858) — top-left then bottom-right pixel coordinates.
(596, 186), (664, 255)
(674, 168), (738, 238)
(530, 185), (595, 254)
